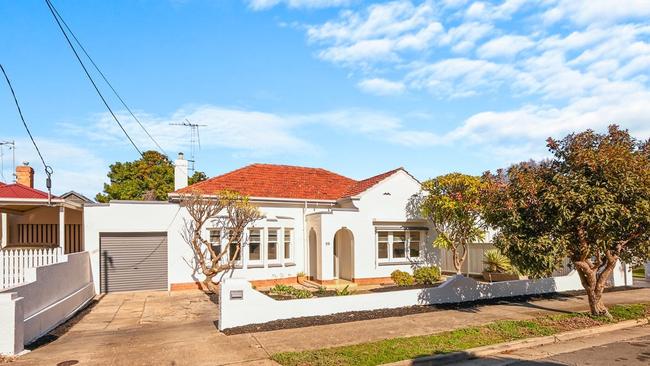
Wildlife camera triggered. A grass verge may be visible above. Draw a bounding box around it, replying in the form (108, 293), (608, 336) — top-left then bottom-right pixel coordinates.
(633, 266), (645, 278)
(271, 303), (649, 366)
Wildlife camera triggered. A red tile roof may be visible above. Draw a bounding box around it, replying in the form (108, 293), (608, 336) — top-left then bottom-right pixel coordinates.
(343, 168), (404, 197)
(175, 164), (407, 200)
(0, 183), (55, 200)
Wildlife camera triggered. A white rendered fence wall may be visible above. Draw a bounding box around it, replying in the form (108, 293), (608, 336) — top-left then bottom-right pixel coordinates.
(219, 261), (633, 330)
(0, 251), (95, 355)
(1, 247), (64, 289)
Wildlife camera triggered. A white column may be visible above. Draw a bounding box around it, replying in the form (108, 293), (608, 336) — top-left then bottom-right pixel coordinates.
(59, 206), (65, 252)
(1, 213), (7, 248)
(0, 293), (24, 355)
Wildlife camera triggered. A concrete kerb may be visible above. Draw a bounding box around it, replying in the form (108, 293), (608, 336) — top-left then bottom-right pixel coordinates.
(381, 317), (650, 366)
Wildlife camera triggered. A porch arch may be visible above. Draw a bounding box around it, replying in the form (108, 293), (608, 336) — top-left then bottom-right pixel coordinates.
(333, 228), (354, 281)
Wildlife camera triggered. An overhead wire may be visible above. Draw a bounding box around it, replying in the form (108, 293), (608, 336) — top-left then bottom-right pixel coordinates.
(44, 0), (143, 157)
(46, 0), (168, 157)
(0, 64), (55, 203)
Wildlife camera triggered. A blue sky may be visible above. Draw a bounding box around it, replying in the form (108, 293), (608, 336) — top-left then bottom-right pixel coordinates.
(1, 0), (649, 197)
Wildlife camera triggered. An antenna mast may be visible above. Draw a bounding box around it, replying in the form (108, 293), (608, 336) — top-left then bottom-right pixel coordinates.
(0, 140), (16, 182)
(169, 120), (206, 173)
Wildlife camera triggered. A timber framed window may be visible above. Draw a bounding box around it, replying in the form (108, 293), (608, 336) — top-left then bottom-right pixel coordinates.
(376, 230), (424, 263)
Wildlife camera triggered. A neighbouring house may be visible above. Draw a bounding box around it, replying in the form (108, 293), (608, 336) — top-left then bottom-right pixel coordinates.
(84, 154), (437, 293)
(0, 163), (84, 253)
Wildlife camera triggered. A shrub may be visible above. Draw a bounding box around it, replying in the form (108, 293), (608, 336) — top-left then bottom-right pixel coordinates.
(336, 285), (354, 296)
(483, 249), (512, 273)
(413, 266), (441, 285)
(391, 270), (414, 286)
(270, 284), (313, 299)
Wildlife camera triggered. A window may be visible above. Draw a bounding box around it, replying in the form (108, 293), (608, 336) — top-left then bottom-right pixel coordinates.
(228, 230), (241, 261)
(377, 232), (389, 259)
(248, 229), (261, 261)
(267, 228), (279, 261)
(283, 228), (293, 260)
(376, 229), (424, 262)
(393, 232), (406, 258)
(409, 231), (421, 258)
(209, 229), (222, 258)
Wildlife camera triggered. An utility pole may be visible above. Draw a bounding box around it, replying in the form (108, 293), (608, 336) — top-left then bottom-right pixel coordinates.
(0, 140), (16, 182)
(169, 120), (206, 173)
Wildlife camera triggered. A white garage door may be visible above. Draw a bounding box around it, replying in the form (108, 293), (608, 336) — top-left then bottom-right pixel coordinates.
(99, 232), (168, 293)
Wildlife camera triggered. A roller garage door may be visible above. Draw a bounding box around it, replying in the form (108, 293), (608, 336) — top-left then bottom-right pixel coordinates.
(100, 232), (168, 293)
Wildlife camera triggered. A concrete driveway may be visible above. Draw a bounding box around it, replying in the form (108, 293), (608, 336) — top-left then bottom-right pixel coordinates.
(12, 288), (650, 366)
(14, 291), (277, 366)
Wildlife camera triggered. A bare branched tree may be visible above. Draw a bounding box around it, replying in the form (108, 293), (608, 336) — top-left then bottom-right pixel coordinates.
(180, 190), (262, 292)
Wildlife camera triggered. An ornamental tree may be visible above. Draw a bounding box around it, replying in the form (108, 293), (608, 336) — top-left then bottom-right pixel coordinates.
(180, 190), (261, 292)
(482, 125), (650, 317)
(421, 173), (487, 274)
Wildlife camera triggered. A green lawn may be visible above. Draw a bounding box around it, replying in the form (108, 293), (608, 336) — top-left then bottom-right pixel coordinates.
(633, 266), (645, 278)
(271, 304), (649, 366)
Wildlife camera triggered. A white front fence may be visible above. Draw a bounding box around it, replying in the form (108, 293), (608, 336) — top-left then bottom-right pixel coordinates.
(219, 260), (633, 330)
(0, 247), (64, 289)
(0, 251), (95, 355)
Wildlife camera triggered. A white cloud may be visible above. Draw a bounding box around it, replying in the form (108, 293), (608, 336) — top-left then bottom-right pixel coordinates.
(307, 0), (443, 64)
(439, 22), (493, 53)
(542, 0), (650, 26)
(248, 0), (350, 10)
(406, 58), (519, 98)
(10, 138), (108, 199)
(477, 35), (534, 59)
(357, 78), (406, 95)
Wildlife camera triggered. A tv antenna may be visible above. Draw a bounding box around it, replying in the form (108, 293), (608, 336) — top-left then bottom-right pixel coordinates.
(169, 119), (206, 172)
(0, 140), (16, 182)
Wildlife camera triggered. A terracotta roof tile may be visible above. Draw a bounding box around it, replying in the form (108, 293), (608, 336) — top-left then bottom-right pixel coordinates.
(0, 183), (54, 199)
(175, 164), (406, 200)
(343, 168), (404, 197)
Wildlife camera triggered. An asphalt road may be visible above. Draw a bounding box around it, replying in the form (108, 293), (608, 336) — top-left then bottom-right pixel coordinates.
(450, 326), (650, 366)
(511, 334), (650, 366)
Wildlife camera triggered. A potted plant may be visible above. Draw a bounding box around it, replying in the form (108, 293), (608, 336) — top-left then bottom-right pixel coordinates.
(482, 249), (527, 282)
(296, 271), (308, 285)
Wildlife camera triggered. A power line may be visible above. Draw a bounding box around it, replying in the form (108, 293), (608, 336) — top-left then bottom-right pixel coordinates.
(46, 1), (168, 157)
(44, 0), (143, 156)
(0, 64), (54, 201)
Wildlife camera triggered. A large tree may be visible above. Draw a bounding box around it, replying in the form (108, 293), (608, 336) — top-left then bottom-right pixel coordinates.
(421, 173), (487, 274)
(96, 150), (206, 202)
(482, 125), (650, 316)
(180, 190), (262, 292)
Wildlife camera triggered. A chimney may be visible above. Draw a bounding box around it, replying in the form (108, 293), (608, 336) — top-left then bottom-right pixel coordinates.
(174, 152), (188, 191)
(16, 162), (34, 188)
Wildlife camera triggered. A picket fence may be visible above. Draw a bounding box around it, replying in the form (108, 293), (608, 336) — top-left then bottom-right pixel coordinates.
(0, 247), (64, 289)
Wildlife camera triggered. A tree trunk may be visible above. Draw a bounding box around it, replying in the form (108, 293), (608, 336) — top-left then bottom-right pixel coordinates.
(574, 256), (618, 318)
(452, 243), (468, 275)
(202, 272), (219, 293)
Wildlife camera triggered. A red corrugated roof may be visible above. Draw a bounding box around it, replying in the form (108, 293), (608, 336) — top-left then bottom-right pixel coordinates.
(175, 164), (406, 200)
(0, 183), (55, 199)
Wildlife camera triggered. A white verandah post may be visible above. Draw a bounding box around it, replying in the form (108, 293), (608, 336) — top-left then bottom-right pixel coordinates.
(58, 206), (65, 252)
(1, 212), (7, 248)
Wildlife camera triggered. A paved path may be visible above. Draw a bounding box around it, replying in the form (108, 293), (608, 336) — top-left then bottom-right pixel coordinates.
(449, 325), (650, 365)
(12, 288), (650, 366)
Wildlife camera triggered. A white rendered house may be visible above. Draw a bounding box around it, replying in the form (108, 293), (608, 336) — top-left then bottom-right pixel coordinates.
(84, 155), (435, 292)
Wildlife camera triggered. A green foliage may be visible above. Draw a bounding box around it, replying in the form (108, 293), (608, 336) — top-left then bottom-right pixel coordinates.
(482, 126), (650, 279)
(316, 286), (327, 296)
(483, 249), (512, 273)
(421, 173), (487, 272)
(269, 284), (313, 299)
(413, 266), (441, 285)
(336, 285), (354, 296)
(391, 270), (414, 286)
(95, 150), (207, 202)
(296, 271), (306, 277)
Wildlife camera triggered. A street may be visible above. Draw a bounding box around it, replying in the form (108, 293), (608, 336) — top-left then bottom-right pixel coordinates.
(449, 325), (650, 366)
